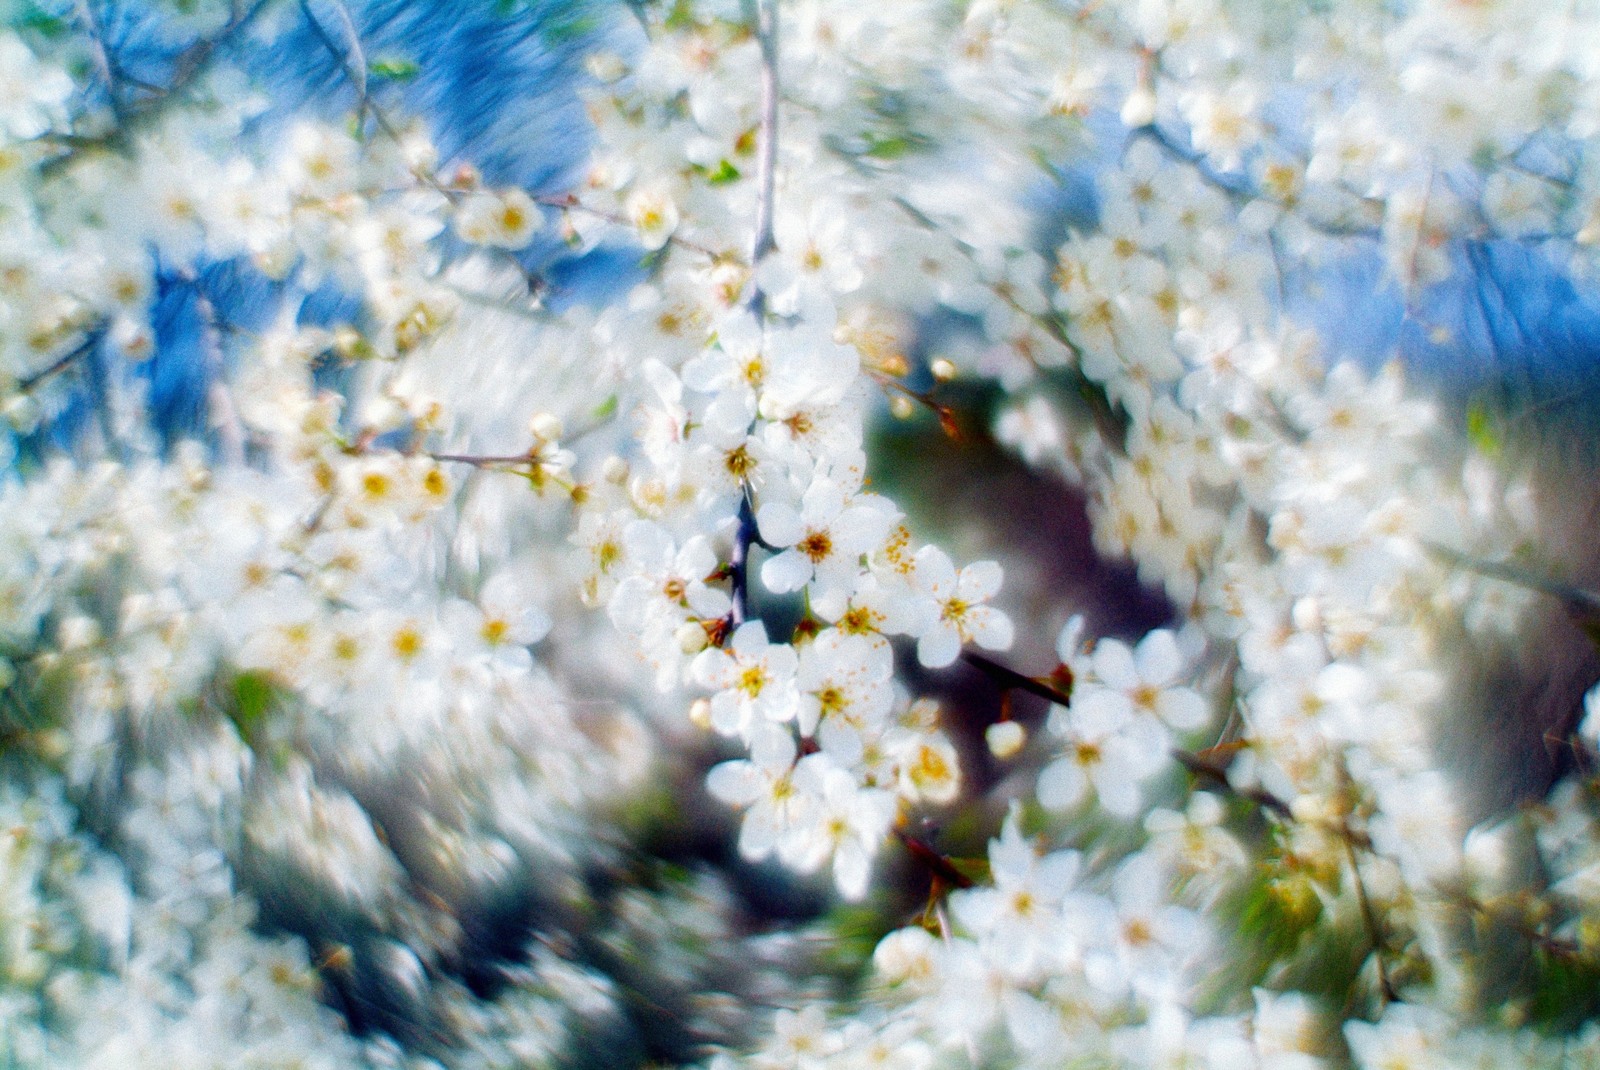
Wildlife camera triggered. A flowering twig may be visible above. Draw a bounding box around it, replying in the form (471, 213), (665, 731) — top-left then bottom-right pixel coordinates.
(1424, 541), (1600, 621)
(722, 0), (781, 631)
(1340, 831), (1398, 1005)
(42, 0), (274, 175)
(746, 0), (780, 272)
(16, 330), (103, 394)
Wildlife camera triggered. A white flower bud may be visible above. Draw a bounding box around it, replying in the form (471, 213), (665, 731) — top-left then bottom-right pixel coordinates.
(676, 621), (710, 655)
(985, 720), (1026, 759)
(1121, 85), (1157, 128)
(528, 412), (564, 442)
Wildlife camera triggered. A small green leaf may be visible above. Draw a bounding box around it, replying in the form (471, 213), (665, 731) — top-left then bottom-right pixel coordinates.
(15, 3), (69, 37)
(367, 57), (421, 82)
(591, 394), (618, 421)
(664, 0), (696, 31)
(945, 855), (992, 885)
(1466, 401), (1501, 457)
(703, 159), (741, 185)
(863, 134), (915, 160)
(229, 670), (280, 747)
(541, 10), (600, 44)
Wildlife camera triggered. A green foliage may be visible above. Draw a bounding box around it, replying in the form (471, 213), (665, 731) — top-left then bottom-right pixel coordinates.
(367, 56), (421, 83)
(1524, 947), (1600, 1032)
(1203, 831), (1386, 1016)
(493, 0), (603, 43)
(818, 901), (896, 983)
(698, 158), (742, 185)
(9, 1), (69, 37)
(226, 669), (283, 749)
(1466, 399), (1502, 458)
(591, 393), (620, 421)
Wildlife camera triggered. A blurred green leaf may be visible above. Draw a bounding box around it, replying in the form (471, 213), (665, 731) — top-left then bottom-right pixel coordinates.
(367, 56), (421, 82)
(228, 669), (281, 748)
(13, 2), (69, 37)
(701, 159), (741, 185)
(1466, 400), (1502, 457)
(1526, 948), (1600, 1031)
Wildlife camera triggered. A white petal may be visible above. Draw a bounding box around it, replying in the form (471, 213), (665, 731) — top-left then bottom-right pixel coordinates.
(757, 501), (805, 549)
(1134, 629), (1184, 685)
(1093, 769), (1143, 817)
(834, 845), (871, 901)
(1156, 687), (1209, 731)
(913, 545), (957, 595)
(706, 760), (762, 806)
(956, 560), (1004, 601)
(1037, 757), (1086, 811)
(969, 608), (1014, 652)
(917, 625), (961, 669)
(831, 504), (893, 554)
(739, 807), (783, 860)
(1092, 639), (1139, 690)
(729, 620), (770, 655)
(761, 549), (814, 593)
(800, 478), (845, 525)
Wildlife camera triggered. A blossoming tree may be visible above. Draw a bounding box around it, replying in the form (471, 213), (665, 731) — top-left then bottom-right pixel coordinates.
(4, 0), (1600, 1066)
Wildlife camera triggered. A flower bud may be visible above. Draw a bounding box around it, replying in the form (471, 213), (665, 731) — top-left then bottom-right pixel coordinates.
(676, 621), (710, 655)
(1121, 85), (1157, 127)
(985, 720), (1026, 759)
(528, 412), (564, 442)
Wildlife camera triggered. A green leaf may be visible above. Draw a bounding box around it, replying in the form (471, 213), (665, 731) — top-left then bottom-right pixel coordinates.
(14, 2), (69, 36)
(1466, 400), (1501, 457)
(863, 134), (919, 160)
(229, 670), (280, 747)
(1526, 948), (1600, 1031)
(819, 901), (895, 979)
(541, 9), (600, 44)
(367, 57), (421, 82)
(703, 159), (741, 185)
(591, 394), (618, 421)
(663, 0), (696, 31)
(945, 855), (992, 886)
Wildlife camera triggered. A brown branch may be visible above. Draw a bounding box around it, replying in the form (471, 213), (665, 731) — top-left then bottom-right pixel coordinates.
(961, 650), (1074, 708)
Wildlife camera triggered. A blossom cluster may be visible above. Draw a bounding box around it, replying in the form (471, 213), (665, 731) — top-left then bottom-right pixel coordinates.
(2, 0), (1600, 1068)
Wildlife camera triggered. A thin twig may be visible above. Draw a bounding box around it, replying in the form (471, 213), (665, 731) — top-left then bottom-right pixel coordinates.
(747, 0), (780, 270)
(41, 0), (274, 174)
(1171, 747), (1294, 819)
(962, 650), (1074, 707)
(74, 0), (124, 121)
(1341, 831), (1398, 1005)
(1424, 541), (1600, 620)
(724, 0), (781, 631)
(729, 490), (755, 627)
(16, 331), (102, 393)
